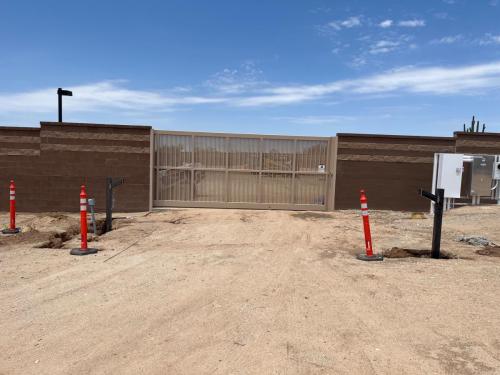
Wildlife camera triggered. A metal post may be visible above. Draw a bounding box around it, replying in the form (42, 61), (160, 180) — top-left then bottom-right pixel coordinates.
(58, 89), (62, 122)
(419, 188), (444, 259)
(57, 88), (72, 123)
(431, 189), (444, 259)
(105, 177), (124, 233)
(106, 177), (113, 232)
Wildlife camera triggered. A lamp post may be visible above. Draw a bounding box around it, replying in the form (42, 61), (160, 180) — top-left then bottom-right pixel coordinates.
(57, 88), (73, 122)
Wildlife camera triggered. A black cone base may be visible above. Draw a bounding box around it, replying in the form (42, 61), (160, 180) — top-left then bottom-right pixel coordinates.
(2, 227), (21, 234)
(357, 253), (384, 261)
(70, 248), (98, 256)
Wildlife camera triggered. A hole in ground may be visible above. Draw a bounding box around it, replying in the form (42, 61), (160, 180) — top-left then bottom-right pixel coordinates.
(35, 218), (107, 249)
(35, 226), (79, 249)
(476, 246), (500, 257)
(384, 247), (456, 259)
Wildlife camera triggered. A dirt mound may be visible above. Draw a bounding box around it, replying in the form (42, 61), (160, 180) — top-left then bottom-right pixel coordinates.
(384, 247), (456, 259)
(476, 246), (500, 257)
(0, 229), (48, 247)
(0, 214), (106, 249)
(410, 212), (426, 219)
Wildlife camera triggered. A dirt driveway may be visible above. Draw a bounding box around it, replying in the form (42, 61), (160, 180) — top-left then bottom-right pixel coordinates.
(1, 206), (500, 374)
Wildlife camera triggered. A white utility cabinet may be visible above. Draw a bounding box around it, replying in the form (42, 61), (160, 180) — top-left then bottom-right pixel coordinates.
(494, 155), (500, 180)
(435, 153), (463, 198)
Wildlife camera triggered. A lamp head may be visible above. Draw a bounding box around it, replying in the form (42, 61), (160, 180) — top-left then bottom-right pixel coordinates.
(57, 88), (73, 96)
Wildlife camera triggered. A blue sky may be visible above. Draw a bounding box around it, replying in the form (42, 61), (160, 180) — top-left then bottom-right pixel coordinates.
(1, 0), (500, 136)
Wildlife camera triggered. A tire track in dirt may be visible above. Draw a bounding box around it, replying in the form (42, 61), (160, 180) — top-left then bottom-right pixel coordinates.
(64, 216), (294, 373)
(207, 228), (318, 374)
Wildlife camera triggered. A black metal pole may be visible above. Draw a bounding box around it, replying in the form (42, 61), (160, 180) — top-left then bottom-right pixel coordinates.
(105, 177), (125, 233)
(106, 177), (113, 233)
(57, 88), (62, 122)
(431, 188), (444, 259)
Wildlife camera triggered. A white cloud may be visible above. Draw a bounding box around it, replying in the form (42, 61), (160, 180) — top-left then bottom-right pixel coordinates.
(398, 19), (426, 27)
(369, 40), (401, 54)
(349, 56), (367, 67)
(431, 35), (463, 44)
(328, 16), (362, 30)
(479, 33), (500, 45)
(3, 62), (500, 113)
(442, 0), (456, 4)
(341, 16), (361, 28)
(0, 81), (227, 114)
(379, 19), (393, 28)
(204, 61), (266, 94)
(234, 61), (500, 106)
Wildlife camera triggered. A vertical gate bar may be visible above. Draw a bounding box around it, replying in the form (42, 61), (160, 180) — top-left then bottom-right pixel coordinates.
(258, 137), (263, 203)
(322, 139), (330, 210)
(225, 137), (229, 202)
(291, 139), (297, 204)
(149, 130), (154, 209)
(154, 133), (157, 201)
(154, 133), (158, 201)
(326, 137), (338, 211)
(191, 135), (195, 201)
(160, 135), (164, 200)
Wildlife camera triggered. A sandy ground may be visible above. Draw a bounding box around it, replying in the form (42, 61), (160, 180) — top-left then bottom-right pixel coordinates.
(1, 206), (500, 375)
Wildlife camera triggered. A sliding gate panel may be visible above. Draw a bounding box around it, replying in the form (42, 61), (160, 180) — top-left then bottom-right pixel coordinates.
(154, 130), (334, 210)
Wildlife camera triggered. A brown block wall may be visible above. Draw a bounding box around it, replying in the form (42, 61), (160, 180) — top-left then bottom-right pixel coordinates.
(454, 131), (500, 155)
(3, 124), (500, 213)
(0, 126), (42, 212)
(334, 134), (456, 211)
(0, 122), (151, 212)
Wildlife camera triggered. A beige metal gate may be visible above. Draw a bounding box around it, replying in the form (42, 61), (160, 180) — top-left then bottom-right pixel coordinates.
(153, 130), (337, 211)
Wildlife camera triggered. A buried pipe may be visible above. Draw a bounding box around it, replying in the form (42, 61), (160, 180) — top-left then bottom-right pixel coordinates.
(87, 198), (97, 236)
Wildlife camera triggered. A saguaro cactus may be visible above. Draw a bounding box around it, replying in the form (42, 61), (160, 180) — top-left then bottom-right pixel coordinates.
(463, 115), (486, 133)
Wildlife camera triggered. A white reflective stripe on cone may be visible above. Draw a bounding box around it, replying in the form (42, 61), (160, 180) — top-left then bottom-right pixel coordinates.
(80, 199), (86, 204)
(362, 211), (369, 216)
(10, 196), (15, 200)
(361, 203), (368, 209)
(80, 205), (86, 211)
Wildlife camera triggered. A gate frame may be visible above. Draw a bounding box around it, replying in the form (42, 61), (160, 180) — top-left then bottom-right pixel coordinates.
(152, 130), (338, 211)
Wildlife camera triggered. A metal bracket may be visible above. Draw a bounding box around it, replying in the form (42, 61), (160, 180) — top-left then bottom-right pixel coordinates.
(419, 189), (437, 202)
